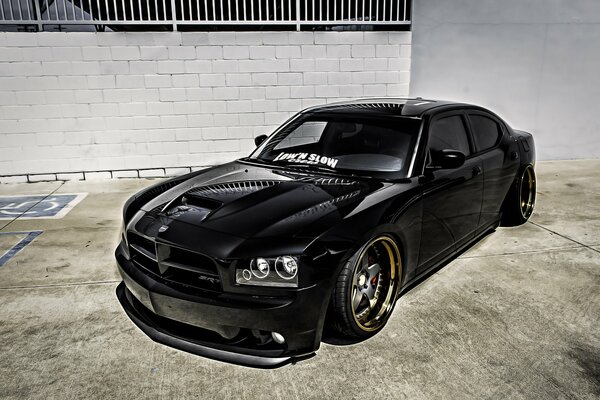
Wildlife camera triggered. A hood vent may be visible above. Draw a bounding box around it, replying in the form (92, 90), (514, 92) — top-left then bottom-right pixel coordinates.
(295, 176), (358, 186)
(187, 180), (281, 198)
(278, 189), (362, 223)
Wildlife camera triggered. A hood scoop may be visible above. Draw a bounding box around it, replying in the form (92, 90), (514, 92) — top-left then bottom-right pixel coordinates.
(181, 194), (222, 210)
(155, 192), (223, 223)
(150, 181), (282, 223)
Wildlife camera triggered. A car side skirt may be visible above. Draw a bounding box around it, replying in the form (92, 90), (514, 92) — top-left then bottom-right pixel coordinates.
(398, 218), (500, 297)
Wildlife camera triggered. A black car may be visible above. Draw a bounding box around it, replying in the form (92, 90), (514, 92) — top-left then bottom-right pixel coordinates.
(115, 98), (536, 367)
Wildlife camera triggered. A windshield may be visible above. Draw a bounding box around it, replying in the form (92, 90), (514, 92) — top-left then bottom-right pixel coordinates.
(249, 112), (422, 177)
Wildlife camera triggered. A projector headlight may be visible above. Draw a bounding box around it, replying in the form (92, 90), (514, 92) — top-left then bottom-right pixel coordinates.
(236, 256), (299, 288)
(251, 257), (270, 278)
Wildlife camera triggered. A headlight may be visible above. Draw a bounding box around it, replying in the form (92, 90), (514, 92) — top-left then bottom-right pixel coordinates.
(235, 256), (299, 288)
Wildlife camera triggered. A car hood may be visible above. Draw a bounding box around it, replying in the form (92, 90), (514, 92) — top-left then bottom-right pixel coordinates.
(137, 161), (385, 240)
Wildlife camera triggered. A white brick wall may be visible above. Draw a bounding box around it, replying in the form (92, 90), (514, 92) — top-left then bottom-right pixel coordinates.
(0, 31), (411, 179)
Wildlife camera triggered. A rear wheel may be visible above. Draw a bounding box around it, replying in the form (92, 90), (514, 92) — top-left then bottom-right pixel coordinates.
(502, 164), (536, 226)
(328, 235), (402, 339)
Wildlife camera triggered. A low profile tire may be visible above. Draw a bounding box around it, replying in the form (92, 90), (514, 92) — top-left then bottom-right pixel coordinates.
(328, 235), (402, 339)
(502, 164), (537, 226)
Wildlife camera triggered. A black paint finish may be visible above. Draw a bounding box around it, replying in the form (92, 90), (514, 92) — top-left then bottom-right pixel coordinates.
(115, 98), (536, 366)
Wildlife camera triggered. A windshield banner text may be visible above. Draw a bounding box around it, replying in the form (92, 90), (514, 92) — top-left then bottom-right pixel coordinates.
(273, 152), (339, 169)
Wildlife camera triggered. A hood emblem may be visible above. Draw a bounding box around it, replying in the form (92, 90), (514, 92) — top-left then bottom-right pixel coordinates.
(158, 225), (169, 233)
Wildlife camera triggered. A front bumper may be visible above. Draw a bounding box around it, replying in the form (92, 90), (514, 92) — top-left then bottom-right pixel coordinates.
(115, 248), (332, 367)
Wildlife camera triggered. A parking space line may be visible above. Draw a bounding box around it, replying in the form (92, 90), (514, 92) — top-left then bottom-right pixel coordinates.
(0, 231), (43, 267)
(529, 221), (600, 255)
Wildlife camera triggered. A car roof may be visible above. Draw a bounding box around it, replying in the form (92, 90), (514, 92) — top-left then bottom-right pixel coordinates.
(302, 98), (475, 118)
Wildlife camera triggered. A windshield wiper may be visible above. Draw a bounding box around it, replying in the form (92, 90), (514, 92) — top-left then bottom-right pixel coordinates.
(240, 158), (362, 178)
(239, 157), (279, 167)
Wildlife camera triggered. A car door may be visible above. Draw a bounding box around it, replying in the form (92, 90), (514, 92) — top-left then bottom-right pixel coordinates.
(466, 111), (516, 230)
(417, 112), (484, 271)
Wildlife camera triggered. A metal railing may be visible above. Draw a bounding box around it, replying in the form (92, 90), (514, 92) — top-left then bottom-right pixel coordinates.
(0, 0), (410, 31)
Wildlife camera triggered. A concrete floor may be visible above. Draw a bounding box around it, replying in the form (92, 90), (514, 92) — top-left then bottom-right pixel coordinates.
(0, 160), (598, 399)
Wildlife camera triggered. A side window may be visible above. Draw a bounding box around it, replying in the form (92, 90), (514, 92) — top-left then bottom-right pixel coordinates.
(428, 115), (471, 162)
(469, 114), (501, 151)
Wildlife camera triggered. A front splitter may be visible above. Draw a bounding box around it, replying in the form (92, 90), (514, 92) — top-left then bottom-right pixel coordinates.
(116, 282), (293, 368)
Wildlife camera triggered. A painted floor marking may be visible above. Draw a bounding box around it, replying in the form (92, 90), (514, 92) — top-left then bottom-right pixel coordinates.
(0, 193), (87, 219)
(0, 231), (43, 267)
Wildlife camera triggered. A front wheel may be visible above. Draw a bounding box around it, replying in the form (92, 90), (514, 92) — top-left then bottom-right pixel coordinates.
(502, 164), (537, 226)
(327, 235), (402, 339)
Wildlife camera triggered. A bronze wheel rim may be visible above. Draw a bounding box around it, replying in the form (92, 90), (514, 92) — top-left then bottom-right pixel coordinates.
(350, 236), (402, 332)
(519, 166), (536, 219)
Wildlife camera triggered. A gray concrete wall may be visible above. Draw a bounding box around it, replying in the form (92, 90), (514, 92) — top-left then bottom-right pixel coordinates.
(409, 0), (600, 160)
(0, 31), (411, 180)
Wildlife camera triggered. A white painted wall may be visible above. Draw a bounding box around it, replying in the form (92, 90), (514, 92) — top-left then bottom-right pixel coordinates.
(409, 0), (600, 160)
(0, 31), (411, 180)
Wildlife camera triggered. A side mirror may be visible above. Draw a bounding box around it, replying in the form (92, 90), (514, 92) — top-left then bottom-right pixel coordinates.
(431, 149), (466, 170)
(254, 134), (268, 147)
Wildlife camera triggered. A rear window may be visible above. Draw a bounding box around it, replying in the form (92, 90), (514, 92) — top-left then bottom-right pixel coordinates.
(469, 115), (502, 151)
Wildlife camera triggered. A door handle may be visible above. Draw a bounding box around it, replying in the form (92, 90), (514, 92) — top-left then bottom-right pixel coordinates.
(472, 166), (482, 176)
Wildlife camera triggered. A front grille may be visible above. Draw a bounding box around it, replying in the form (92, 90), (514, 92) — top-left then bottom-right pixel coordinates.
(127, 232), (222, 293)
(128, 232), (155, 258)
